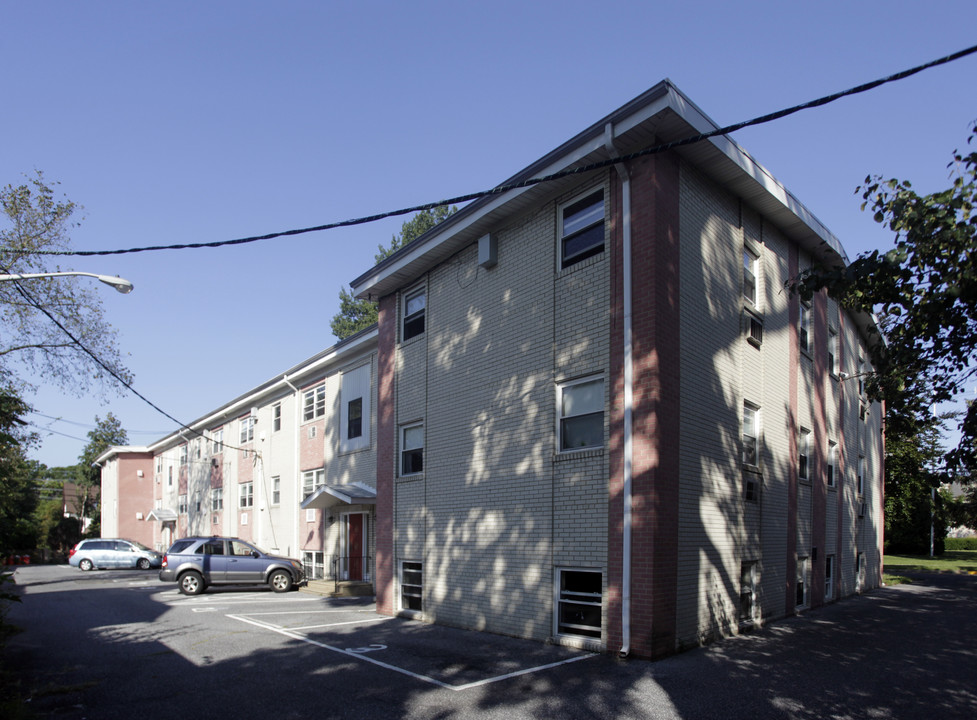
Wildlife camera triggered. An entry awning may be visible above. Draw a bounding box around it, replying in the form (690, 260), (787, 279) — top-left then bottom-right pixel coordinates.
(146, 508), (178, 522)
(301, 483), (377, 510)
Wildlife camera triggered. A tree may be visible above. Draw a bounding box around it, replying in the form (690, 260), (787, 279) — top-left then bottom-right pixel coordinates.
(75, 413), (128, 533)
(330, 205), (456, 340)
(1, 171), (132, 398)
(0, 390), (38, 552)
(789, 122), (977, 474)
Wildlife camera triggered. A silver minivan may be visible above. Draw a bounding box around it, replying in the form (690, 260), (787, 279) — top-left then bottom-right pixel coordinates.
(68, 538), (162, 571)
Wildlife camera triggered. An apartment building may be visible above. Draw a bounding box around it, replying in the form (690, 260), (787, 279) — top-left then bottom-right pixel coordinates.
(349, 81), (884, 658)
(97, 328), (378, 586)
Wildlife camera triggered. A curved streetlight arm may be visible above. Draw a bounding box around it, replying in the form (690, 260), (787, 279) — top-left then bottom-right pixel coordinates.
(0, 271), (134, 294)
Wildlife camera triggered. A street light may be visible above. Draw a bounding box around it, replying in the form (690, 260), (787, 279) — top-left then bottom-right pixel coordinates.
(0, 271), (134, 294)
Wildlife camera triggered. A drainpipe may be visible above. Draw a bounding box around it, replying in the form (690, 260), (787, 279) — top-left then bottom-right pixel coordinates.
(283, 374), (300, 558)
(605, 123), (633, 658)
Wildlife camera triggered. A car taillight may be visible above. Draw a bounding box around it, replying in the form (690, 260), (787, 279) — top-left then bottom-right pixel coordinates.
(69, 546), (77, 558)
(161, 554), (168, 568)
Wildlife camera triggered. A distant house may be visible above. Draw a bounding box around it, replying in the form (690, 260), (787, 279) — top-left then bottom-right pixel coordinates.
(349, 80), (884, 658)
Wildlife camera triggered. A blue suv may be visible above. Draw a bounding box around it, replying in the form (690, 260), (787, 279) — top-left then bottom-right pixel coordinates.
(159, 536), (305, 595)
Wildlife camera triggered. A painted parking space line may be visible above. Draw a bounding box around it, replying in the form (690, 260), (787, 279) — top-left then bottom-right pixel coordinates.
(227, 612), (596, 691)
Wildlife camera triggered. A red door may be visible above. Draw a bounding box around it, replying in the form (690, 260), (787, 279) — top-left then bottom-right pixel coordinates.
(347, 514), (363, 581)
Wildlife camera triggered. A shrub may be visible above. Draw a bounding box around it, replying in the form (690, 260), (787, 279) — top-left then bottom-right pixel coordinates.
(944, 537), (977, 551)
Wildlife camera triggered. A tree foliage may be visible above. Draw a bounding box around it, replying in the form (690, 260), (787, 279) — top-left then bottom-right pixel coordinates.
(75, 413), (128, 529)
(330, 205), (456, 340)
(0, 171), (132, 397)
(0, 391), (38, 551)
(790, 122), (977, 472)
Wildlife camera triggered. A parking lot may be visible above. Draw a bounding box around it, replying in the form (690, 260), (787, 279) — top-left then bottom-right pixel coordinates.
(5, 565), (977, 719)
(161, 588), (595, 691)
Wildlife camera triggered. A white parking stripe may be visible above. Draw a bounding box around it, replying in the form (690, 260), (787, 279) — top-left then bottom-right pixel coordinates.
(288, 617), (390, 631)
(227, 613), (596, 691)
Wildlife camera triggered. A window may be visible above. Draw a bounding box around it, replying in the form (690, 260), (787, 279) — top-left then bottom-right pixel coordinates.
(560, 189), (604, 268)
(746, 311), (764, 347)
(402, 560), (423, 611)
(178, 494), (188, 515)
(168, 466), (173, 487)
(240, 416), (254, 444)
(827, 441), (838, 488)
(556, 569), (602, 639)
(825, 554), (835, 601)
(828, 328), (839, 376)
(197, 539), (224, 556)
(857, 456), (866, 495)
(796, 557), (808, 608)
(798, 428), (811, 481)
(273, 403), (282, 432)
(743, 248), (759, 306)
(347, 398), (363, 439)
(303, 551), (325, 581)
(559, 377), (604, 451)
(302, 469), (325, 499)
(271, 476), (280, 506)
(739, 562), (757, 622)
(156, 456), (162, 473)
(799, 302), (811, 354)
(402, 287), (426, 341)
(742, 403), (759, 467)
(401, 424), (424, 476)
(857, 357), (866, 395)
(303, 384), (326, 422)
(179, 444), (188, 466)
(211, 487), (223, 511)
(239, 482), (253, 508)
(856, 552), (866, 593)
(211, 429), (223, 455)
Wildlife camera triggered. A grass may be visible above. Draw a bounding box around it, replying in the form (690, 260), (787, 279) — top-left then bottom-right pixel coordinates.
(883, 550), (977, 584)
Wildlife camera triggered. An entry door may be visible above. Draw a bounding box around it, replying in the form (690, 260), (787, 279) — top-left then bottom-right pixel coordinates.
(346, 513), (364, 581)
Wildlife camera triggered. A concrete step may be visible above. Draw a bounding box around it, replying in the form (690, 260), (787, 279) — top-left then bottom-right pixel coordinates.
(300, 579), (375, 598)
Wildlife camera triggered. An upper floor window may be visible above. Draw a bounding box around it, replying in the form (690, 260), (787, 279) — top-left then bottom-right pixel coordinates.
(827, 441), (838, 488)
(179, 444), (188, 466)
(303, 384), (325, 422)
(211, 429), (223, 455)
(271, 476), (281, 506)
(743, 248), (759, 306)
(273, 403), (282, 432)
(857, 456), (866, 495)
(798, 428), (811, 481)
(401, 423), (424, 476)
(302, 469), (325, 499)
(340, 363), (371, 452)
(348, 398), (363, 439)
(403, 287), (426, 341)
(239, 416), (254, 444)
(742, 403), (759, 467)
(559, 377), (604, 452)
(239, 482), (253, 508)
(828, 328), (839, 376)
(799, 302), (812, 355)
(560, 189), (604, 269)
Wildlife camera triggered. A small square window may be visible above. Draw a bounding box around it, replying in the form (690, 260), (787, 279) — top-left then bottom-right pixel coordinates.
(401, 424), (424, 476)
(560, 190), (604, 268)
(402, 561), (423, 611)
(403, 287), (426, 341)
(559, 378), (604, 451)
(556, 569), (602, 639)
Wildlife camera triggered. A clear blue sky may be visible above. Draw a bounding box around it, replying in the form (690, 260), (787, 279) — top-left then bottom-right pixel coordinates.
(3, 1), (974, 468)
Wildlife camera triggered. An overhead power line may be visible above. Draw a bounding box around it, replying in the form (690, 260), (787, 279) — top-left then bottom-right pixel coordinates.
(18, 41), (977, 260)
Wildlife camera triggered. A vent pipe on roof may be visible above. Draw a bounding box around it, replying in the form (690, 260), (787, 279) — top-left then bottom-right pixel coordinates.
(606, 122), (633, 659)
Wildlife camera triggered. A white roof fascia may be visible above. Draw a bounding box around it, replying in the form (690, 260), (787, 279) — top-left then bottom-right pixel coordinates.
(147, 328), (378, 454)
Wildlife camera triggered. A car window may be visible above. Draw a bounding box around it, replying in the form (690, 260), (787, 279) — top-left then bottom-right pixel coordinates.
(229, 541), (254, 556)
(167, 539), (196, 554)
(197, 540), (225, 556)
(116, 541), (133, 552)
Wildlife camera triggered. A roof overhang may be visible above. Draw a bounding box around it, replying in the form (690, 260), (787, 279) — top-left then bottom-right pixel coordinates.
(146, 508), (178, 522)
(350, 79), (850, 303)
(300, 483), (377, 510)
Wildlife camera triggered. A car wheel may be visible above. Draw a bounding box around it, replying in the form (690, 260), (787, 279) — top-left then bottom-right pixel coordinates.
(179, 571), (205, 596)
(269, 570), (293, 593)
(79, 558), (94, 571)
(137, 558), (151, 570)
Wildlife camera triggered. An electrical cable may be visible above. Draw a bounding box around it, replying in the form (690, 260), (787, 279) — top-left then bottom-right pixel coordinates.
(14, 41), (977, 260)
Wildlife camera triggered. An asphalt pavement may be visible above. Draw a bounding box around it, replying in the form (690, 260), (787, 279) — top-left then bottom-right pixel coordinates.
(2, 566), (975, 719)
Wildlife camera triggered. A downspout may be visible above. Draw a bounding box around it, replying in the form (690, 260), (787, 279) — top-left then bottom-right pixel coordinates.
(283, 374), (300, 558)
(605, 123), (633, 658)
